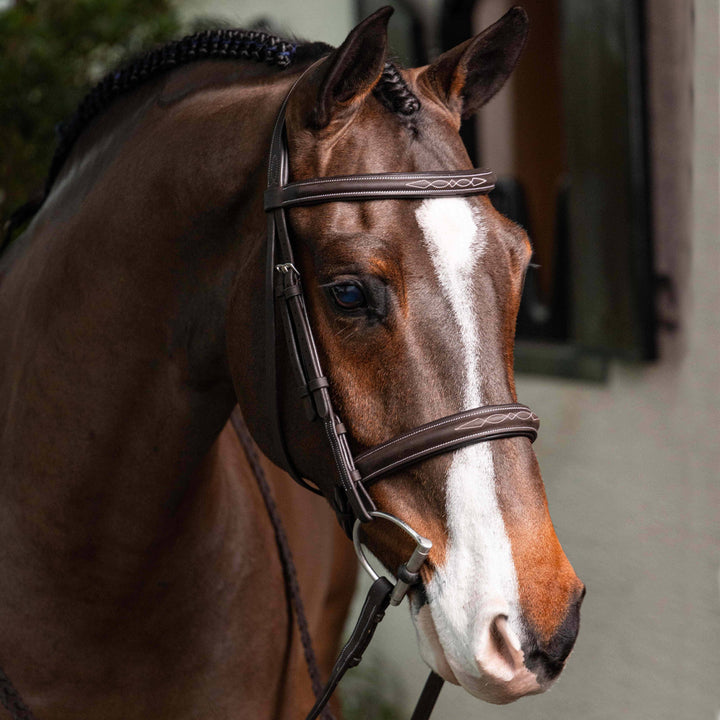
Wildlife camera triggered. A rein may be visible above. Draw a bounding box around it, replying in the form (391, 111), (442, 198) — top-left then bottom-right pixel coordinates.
(230, 409), (335, 720)
(0, 671), (35, 720)
(231, 407), (442, 720)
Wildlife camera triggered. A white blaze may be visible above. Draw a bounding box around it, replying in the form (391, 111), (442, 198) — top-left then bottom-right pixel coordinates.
(414, 198), (522, 680)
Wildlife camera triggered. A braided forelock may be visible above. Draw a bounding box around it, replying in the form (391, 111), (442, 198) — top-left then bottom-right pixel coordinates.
(373, 61), (421, 127)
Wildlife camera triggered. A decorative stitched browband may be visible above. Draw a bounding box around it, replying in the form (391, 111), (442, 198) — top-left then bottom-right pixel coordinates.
(264, 168), (496, 209)
(263, 60), (540, 533)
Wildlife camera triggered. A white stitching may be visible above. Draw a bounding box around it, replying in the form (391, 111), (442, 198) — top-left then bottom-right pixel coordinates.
(455, 410), (536, 431)
(286, 170), (494, 189)
(279, 186), (496, 207)
(360, 426), (538, 482)
(406, 177), (490, 190)
(356, 405), (536, 461)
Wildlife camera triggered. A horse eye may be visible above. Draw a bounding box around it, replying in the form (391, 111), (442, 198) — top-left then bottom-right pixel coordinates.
(330, 283), (367, 310)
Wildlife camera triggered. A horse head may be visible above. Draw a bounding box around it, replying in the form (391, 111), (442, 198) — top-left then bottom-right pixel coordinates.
(228, 6), (584, 706)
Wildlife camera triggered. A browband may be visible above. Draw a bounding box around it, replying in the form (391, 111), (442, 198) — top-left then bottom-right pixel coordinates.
(264, 168), (496, 209)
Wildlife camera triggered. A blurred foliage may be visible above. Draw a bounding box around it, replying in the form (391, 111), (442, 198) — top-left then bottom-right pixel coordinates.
(0, 0), (181, 228)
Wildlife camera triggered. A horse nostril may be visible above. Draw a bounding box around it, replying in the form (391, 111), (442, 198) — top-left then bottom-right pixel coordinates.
(491, 615), (523, 669)
(475, 614), (526, 683)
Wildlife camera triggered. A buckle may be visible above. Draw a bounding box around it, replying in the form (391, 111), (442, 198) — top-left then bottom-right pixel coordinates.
(275, 262), (299, 276)
(352, 511), (432, 606)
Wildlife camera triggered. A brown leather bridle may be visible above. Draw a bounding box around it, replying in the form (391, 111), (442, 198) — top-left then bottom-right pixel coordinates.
(264, 62), (539, 531)
(262, 60), (540, 720)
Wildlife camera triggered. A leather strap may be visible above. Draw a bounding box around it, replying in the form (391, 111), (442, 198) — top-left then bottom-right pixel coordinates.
(231, 408), (334, 720)
(265, 168), (496, 209)
(266, 60), (376, 526)
(305, 576), (393, 720)
(356, 403), (539, 484)
(264, 59), (332, 499)
(410, 672), (445, 720)
(303, 579), (445, 720)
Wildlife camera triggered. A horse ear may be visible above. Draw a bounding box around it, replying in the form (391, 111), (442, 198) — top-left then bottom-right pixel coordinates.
(421, 6), (528, 119)
(313, 6), (393, 129)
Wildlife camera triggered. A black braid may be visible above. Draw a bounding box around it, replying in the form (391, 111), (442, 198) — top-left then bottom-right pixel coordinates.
(47, 42), (419, 198)
(373, 61), (421, 122)
(44, 29), (325, 195)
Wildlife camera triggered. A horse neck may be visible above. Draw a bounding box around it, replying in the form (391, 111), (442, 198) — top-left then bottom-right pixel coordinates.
(0, 61), (293, 593)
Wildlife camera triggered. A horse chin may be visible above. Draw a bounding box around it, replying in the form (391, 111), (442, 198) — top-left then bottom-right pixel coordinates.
(413, 603), (461, 684)
(412, 603), (547, 705)
(450, 665), (545, 705)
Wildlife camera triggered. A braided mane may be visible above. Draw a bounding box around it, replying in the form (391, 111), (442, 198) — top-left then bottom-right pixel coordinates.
(45, 29), (327, 195)
(3, 27), (421, 249)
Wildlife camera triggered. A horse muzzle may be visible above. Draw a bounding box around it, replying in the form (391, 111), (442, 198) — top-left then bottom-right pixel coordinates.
(412, 585), (584, 704)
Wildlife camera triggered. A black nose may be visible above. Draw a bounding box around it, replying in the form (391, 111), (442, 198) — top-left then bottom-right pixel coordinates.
(526, 585), (586, 683)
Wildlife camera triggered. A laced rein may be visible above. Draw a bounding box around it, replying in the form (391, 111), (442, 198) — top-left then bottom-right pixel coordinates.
(230, 409), (335, 720)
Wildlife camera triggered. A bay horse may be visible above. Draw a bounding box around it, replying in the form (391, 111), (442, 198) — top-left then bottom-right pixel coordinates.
(0, 6), (584, 719)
